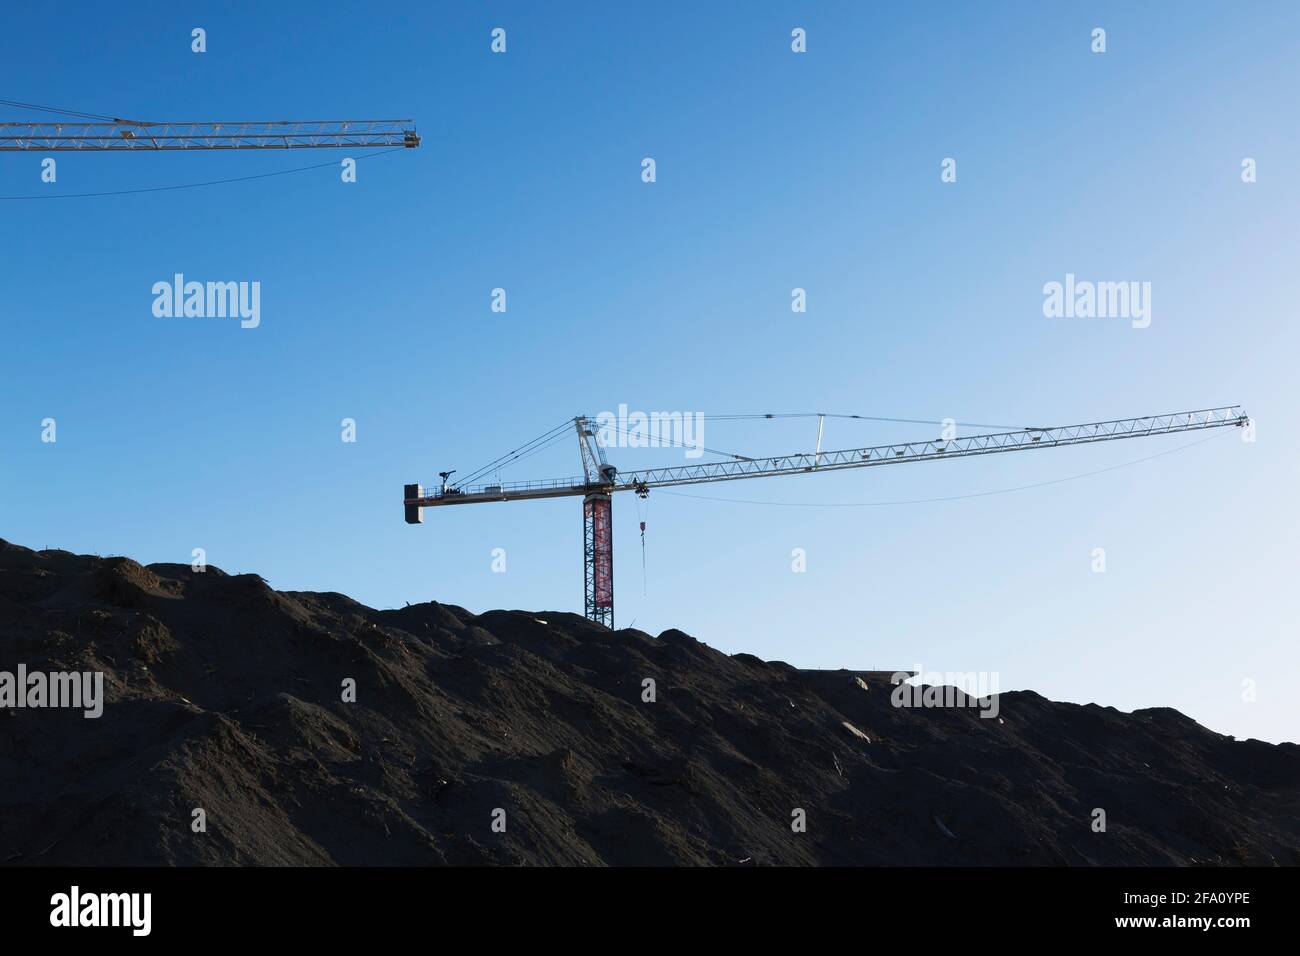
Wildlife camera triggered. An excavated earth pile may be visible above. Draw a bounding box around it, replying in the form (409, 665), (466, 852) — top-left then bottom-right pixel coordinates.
(1, 538), (1297, 866)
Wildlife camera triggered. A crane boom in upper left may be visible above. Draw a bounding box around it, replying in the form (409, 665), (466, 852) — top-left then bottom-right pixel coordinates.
(0, 118), (420, 151)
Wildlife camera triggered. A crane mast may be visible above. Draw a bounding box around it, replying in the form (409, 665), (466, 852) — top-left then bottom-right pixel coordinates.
(405, 406), (1248, 628)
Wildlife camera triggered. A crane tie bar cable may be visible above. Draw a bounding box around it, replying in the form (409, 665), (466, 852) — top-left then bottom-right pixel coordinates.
(703, 412), (1027, 430)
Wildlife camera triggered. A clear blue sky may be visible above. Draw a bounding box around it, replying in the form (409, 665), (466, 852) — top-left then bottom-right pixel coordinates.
(2, 2), (1296, 743)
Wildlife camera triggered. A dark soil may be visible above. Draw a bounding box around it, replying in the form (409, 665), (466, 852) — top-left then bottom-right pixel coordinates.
(1, 538), (1296, 866)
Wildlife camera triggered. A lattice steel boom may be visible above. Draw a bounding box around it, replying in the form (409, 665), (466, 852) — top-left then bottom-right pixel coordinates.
(0, 119), (420, 151)
(404, 406), (1248, 627)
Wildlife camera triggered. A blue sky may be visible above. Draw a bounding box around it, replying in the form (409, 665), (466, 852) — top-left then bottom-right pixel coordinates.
(2, 2), (1296, 743)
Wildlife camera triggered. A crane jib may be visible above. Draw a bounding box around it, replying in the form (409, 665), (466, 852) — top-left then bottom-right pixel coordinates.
(0, 119), (420, 150)
(614, 407), (1247, 491)
(406, 406), (1246, 506)
(403, 404), (1248, 628)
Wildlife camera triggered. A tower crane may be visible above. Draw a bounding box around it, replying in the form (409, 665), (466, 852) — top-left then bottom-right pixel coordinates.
(405, 405), (1248, 627)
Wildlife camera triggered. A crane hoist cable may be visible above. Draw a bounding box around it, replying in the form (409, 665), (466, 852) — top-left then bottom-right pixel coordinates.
(635, 492), (650, 596)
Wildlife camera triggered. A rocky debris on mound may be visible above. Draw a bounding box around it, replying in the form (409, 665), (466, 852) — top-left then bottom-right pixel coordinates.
(0, 537), (1297, 866)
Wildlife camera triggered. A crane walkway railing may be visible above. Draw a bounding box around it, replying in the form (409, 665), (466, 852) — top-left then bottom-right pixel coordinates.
(421, 476), (593, 500)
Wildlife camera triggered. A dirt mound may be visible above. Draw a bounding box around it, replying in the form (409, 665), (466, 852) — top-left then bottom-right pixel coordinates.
(93, 557), (164, 608)
(0, 538), (1296, 866)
